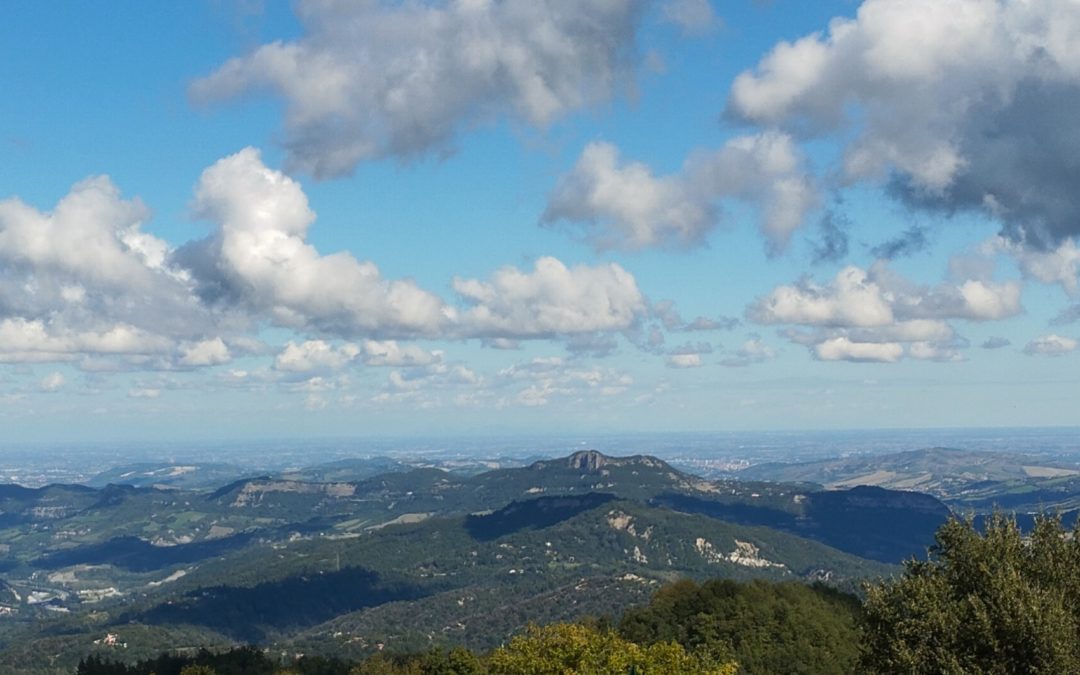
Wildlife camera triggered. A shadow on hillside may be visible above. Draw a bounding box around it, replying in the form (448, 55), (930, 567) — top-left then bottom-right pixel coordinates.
(133, 566), (429, 642)
(33, 534), (258, 572)
(653, 486), (950, 564)
(465, 492), (617, 541)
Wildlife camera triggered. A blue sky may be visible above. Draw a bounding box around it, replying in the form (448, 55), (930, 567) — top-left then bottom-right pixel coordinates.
(1, 0), (1079, 443)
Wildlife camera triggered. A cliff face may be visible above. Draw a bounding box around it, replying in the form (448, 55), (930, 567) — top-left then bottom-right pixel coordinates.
(567, 450), (607, 472)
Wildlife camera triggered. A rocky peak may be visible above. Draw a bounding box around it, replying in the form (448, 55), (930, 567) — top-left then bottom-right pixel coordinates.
(567, 450), (608, 472)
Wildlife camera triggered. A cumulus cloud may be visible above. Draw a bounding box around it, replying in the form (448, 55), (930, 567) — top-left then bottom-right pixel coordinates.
(0, 176), (219, 365)
(664, 340), (712, 368)
(178, 338), (232, 367)
(543, 133), (817, 251)
(0, 318), (173, 364)
(453, 256), (646, 338)
(191, 0), (644, 178)
(665, 353), (702, 369)
(748, 266), (893, 328)
(274, 340), (359, 373)
(995, 237), (1080, 296)
(815, 337), (903, 363)
(1, 148), (662, 384)
(1024, 334), (1078, 357)
(749, 262), (1021, 362)
(728, 0), (1080, 251)
(178, 148), (452, 338)
(751, 264), (1021, 327)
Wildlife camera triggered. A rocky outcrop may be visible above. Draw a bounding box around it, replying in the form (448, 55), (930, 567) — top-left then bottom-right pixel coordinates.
(567, 450), (608, 472)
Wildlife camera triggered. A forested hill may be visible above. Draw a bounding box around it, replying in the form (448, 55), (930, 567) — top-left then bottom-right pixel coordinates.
(0, 450), (953, 674)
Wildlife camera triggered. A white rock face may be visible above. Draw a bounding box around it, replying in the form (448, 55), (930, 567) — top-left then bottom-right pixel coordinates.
(695, 537), (786, 569)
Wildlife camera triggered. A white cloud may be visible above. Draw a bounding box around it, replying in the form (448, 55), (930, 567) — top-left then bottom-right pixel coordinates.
(996, 237), (1080, 296)
(543, 132), (817, 251)
(274, 340), (359, 373)
(0, 150), (662, 384)
(748, 266), (894, 327)
(907, 341), (964, 363)
(721, 337), (776, 367)
(1024, 334), (1078, 357)
(496, 357), (632, 406)
(815, 337), (903, 363)
(0, 175), (218, 365)
(373, 361), (483, 407)
(181, 148), (452, 338)
(751, 264), (1021, 328)
(454, 256), (646, 338)
(543, 142), (711, 250)
(0, 318), (173, 364)
(749, 261), (1021, 362)
(361, 340), (441, 367)
(729, 0), (1080, 249)
(178, 338), (232, 367)
(192, 0), (644, 178)
(39, 372), (65, 393)
(665, 353), (703, 369)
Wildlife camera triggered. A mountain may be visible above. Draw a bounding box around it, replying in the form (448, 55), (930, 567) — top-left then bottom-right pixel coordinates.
(0, 450), (942, 674)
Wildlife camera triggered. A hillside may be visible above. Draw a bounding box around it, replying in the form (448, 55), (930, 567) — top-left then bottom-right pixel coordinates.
(738, 447), (1080, 496)
(0, 450), (936, 673)
(736, 447), (1080, 520)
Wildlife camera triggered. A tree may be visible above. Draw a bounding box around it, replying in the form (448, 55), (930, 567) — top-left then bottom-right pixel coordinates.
(619, 578), (861, 674)
(487, 622), (737, 675)
(860, 514), (1080, 674)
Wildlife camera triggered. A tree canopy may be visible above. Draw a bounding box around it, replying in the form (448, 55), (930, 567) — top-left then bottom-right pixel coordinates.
(860, 514), (1080, 674)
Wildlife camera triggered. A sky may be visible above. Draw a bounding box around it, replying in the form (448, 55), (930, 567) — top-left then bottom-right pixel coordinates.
(1, 0), (1079, 443)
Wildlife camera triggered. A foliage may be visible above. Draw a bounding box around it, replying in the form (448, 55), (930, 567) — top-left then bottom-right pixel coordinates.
(486, 623), (737, 675)
(618, 578), (861, 674)
(75, 646), (283, 675)
(348, 647), (482, 675)
(860, 514), (1080, 674)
